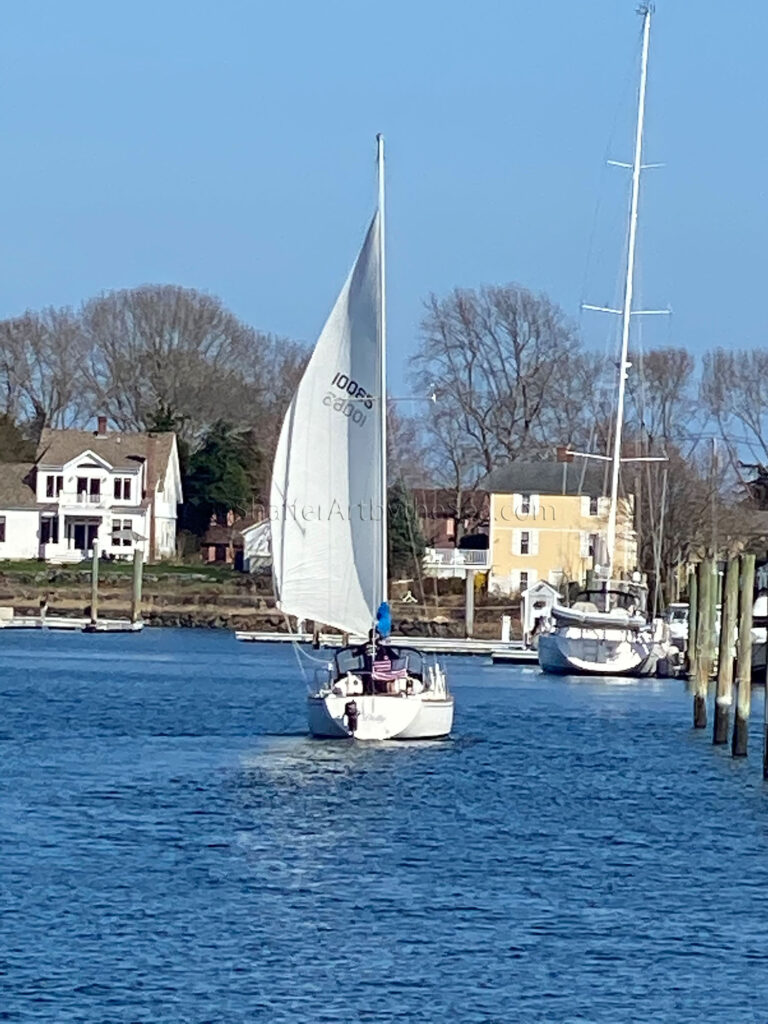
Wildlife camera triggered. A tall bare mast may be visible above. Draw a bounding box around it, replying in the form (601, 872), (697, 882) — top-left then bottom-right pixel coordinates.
(377, 133), (388, 607)
(605, 5), (652, 576)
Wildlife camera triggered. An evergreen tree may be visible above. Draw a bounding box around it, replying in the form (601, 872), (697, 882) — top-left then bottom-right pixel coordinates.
(183, 420), (262, 534)
(388, 481), (426, 579)
(0, 414), (36, 462)
(146, 402), (190, 479)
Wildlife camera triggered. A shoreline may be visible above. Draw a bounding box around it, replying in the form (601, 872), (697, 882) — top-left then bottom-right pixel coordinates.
(0, 563), (516, 637)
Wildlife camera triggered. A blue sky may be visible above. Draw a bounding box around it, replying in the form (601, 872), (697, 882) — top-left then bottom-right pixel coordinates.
(0, 0), (765, 389)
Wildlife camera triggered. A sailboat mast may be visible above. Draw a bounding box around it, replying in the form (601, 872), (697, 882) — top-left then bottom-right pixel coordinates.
(606, 5), (652, 576)
(377, 133), (388, 607)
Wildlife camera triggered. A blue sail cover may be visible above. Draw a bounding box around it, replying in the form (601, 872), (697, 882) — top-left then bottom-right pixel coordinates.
(376, 601), (392, 637)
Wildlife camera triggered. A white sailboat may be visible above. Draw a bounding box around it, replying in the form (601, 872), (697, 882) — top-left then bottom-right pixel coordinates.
(270, 135), (454, 739)
(538, 5), (667, 678)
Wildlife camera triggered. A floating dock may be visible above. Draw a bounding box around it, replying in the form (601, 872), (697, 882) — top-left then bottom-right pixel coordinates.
(0, 615), (143, 633)
(234, 629), (537, 659)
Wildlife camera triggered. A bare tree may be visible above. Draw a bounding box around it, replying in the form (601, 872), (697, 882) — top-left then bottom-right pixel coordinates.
(412, 284), (580, 483)
(626, 347), (696, 452)
(700, 348), (768, 490)
(0, 307), (90, 430)
(82, 286), (252, 436)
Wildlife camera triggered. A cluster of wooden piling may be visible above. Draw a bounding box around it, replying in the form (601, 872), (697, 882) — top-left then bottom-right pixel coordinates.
(688, 553), (767, 777)
(85, 542), (144, 630)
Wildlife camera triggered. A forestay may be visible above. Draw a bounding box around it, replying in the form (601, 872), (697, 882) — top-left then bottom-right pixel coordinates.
(270, 212), (384, 636)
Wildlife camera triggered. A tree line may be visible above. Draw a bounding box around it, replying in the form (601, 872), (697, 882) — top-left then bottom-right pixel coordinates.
(0, 280), (765, 589)
(404, 284), (768, 606)
(0, 285), (306, 534)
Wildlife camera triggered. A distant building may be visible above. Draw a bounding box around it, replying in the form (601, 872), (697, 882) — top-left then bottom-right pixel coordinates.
(481, 461), (637, 595)
(0, 419), (182, 563)
(412, 487), (490, 578)
(201, 514), (271, 573)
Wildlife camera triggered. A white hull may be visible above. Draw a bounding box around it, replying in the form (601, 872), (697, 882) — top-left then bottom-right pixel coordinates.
(537, 630), (657, 677)
(307, 693), (454, 740)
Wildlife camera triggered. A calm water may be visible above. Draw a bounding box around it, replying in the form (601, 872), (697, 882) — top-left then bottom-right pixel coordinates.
(2, 628), (768, 1023)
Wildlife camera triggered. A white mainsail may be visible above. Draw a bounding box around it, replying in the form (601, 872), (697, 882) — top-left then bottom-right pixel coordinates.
(270, 211), (385, 636)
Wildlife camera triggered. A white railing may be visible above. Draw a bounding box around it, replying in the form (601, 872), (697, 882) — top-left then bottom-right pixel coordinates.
(56, 491), (106, 508)
(423, 547), (490, 570)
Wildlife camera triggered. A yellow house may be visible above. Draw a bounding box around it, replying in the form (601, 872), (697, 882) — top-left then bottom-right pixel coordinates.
(483, 461), (637, 595)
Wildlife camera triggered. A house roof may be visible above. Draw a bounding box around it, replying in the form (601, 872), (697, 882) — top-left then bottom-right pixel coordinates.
(36, 428), (176, 497)
(0, 462), (38, 508)
(411, 488), (488, 518)
(480, 461), (610, 497)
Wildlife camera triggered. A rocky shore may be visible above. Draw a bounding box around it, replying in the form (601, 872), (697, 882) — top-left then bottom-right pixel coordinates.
(0, 564), (514, 637)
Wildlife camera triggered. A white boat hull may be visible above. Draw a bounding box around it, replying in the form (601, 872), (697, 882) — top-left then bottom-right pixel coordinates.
(307, 693), (454, 740)
(537, 630), (657, 677)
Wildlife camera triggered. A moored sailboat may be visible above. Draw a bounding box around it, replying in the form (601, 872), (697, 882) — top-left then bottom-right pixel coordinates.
(538, 5), (671, 678)
(270, 136), (454, 738)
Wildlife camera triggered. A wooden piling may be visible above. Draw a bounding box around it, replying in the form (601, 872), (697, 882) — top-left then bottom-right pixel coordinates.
(90, 541), (99, 626)
(693, 557), (713, 728)
(713, 557), (738, 744)
(732, 553), (754, 757)
(465, 570), (476, 638)
(687, 564), (699, 682)
(130, 549), (144, 624)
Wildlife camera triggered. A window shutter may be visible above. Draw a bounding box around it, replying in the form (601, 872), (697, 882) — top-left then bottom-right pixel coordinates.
(530, 529), (539, 555)
(511, 529), (521, 556)
(531, 493), (540, 516)
(598, 497), (610, 517)
(580, 531), (590, 557)
(528, 569), (538, 585)
(580, 495), (590, 517)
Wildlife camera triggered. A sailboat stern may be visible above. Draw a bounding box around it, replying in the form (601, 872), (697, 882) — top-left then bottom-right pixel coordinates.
(307, 690), (454, 741)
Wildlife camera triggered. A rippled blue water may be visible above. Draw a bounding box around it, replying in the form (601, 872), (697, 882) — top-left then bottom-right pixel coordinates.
(3, 627), (768, 1022)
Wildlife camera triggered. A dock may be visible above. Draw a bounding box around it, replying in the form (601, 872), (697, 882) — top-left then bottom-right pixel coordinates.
(234, 629), (537, 659)
(489, 644), (539, 665)
(0, 615), (143, 633)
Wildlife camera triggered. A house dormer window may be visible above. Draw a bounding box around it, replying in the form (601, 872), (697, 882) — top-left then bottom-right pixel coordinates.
(114, 477), (132, 501)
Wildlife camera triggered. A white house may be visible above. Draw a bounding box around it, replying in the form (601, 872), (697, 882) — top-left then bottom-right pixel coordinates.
(0, 421), (183, 563)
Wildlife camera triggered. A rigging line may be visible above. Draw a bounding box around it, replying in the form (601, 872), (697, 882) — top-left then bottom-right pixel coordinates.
(279, 610), (310, 685)
(578, 23), (644, 319)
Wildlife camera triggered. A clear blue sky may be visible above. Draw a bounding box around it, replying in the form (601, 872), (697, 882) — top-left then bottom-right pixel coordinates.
(0, 0), (765, 389)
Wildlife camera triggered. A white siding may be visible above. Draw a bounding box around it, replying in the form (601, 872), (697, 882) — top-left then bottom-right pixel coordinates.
(0, 510), (39, 560)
